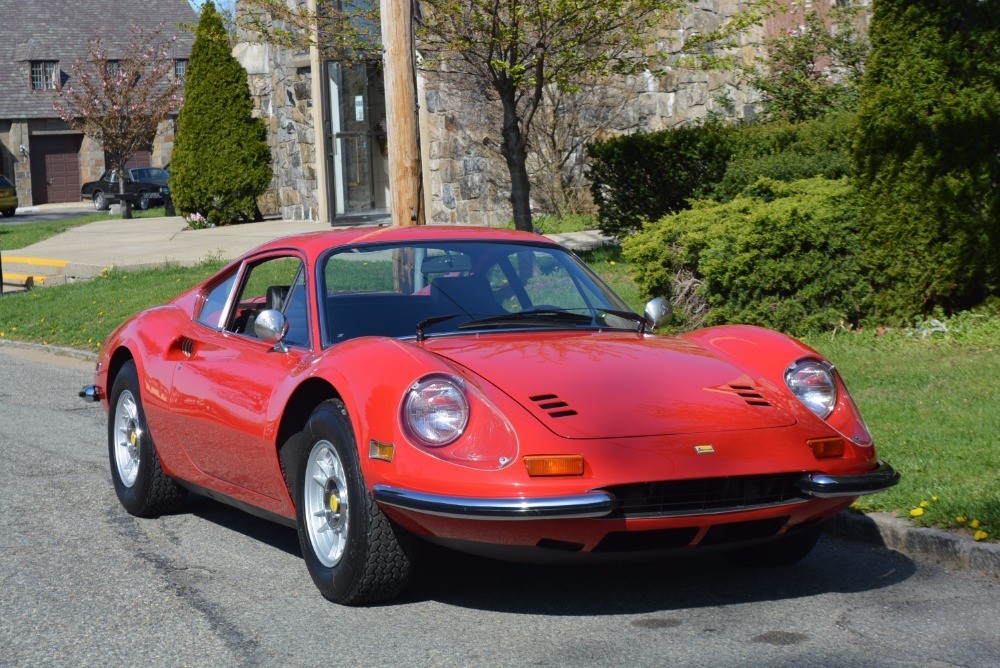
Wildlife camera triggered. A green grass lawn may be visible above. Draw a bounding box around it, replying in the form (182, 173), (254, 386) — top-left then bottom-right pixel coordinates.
(1, 248), (995, 540)
(0, 207), (169, 251)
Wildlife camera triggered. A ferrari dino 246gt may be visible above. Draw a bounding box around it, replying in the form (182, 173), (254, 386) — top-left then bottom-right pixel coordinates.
(82, 226), (898, 604)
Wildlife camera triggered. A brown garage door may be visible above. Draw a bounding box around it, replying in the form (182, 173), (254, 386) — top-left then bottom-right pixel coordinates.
(30, 135), (83, 204)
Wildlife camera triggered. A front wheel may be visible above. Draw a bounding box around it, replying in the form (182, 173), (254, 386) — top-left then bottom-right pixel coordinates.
(0, 209), (14, 218)
(722, 523), (823, 568)
(93, 191), (108, 211)
(292, 399), (415, 605)
(138, 191), (152, 210)
(108, 360), (186, 516)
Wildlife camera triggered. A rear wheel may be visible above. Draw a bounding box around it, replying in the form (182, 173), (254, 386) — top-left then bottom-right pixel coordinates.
(93, 191), (108, 210)
(0, 209), (14, 217)
(108, 360), (186, 516)
(722, 523), (823, 568)
(292, 399), (415, 605)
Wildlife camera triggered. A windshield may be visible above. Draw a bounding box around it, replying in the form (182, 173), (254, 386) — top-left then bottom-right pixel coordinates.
(321, 240), (636, 345)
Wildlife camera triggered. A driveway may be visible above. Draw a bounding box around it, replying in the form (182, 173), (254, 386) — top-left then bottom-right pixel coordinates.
(8, 201), (96, 225)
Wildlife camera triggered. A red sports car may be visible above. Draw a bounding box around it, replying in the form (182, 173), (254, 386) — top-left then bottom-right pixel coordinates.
(81, 226), (898, 605)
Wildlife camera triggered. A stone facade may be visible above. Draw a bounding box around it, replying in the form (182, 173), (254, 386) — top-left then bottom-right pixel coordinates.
(239, 0), (809, 225)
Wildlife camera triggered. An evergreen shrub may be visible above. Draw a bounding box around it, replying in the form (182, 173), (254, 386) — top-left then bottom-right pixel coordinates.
(622, 178), (869, 334)
(170, 1), (272, 226)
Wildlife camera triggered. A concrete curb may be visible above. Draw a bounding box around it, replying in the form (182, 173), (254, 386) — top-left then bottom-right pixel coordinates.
(829, 510), (999, 576)
(0, 338), (98, 361)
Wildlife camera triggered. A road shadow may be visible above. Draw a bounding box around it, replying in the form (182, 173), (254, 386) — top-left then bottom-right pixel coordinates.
(187, 493), (302, 558)
(181, 495), (917, 615)
(402, 534), (917, 615)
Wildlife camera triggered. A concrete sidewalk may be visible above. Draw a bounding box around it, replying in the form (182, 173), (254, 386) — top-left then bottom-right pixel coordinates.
(7, 216), (325, 281)
(3, 215), (617, 284)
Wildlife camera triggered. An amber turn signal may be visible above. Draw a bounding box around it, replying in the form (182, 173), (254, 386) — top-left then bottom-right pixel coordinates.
(524, 455), (585, 476)
(808, 437), (845, 459)
(369, 440), (395, 462)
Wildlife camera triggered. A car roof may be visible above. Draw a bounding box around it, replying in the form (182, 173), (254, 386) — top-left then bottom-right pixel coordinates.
(244, 225), (559, 259)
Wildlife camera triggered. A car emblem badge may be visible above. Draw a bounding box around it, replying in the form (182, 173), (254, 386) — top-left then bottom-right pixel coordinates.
(694, 445), (715, 454)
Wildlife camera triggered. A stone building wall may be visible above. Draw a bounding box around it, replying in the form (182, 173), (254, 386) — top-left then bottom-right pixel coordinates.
(235, 36), (318, 221)
(239, 0), (787, 224)
(421, 0), (768, 226)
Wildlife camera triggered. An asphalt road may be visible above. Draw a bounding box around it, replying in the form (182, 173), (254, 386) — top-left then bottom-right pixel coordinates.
(1, 345), (998, 667)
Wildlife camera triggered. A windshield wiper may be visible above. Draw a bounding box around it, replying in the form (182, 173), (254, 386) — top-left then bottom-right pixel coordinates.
(458, 309), (594, 331)
(415, 313), (463, 342)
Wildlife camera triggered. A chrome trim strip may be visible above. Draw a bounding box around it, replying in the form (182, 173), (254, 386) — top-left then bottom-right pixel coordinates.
(796, 461), (900, 498)
(373, 485), (616, 520)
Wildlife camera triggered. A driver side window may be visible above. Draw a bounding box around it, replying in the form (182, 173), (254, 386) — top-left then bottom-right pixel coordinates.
(227, 256), (310, 347)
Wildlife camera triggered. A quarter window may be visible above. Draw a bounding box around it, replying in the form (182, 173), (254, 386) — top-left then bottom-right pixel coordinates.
(31, 61), (58, 90)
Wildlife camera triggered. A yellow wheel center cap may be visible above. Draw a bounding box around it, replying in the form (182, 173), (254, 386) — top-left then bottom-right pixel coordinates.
(130, 431), (137, 446)
(329, 495), (339, 514)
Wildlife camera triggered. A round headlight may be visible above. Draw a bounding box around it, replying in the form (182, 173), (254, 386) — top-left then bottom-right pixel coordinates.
(785, 359), (837, 419)
(403, 376), (469, 446)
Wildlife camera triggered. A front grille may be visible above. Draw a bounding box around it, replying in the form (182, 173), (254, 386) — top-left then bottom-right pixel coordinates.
(602, 474), (808, 518)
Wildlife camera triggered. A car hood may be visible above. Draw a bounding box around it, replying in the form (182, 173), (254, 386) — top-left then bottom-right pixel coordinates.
(423, 331), (797, 439)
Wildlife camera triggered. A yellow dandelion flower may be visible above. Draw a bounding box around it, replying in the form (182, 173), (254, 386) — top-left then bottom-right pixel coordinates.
(931, 495), (939, 502)
(974, 530), (988, 541)
(919, 501), (930, 508)
(970, 519), (981, 529)
(910, 507), (924, 517)
(609, 260), (617, 266)
(957, 516), (967, 524)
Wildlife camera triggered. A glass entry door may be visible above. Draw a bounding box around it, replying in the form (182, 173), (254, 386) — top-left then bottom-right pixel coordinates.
(327, 61), (389, 217)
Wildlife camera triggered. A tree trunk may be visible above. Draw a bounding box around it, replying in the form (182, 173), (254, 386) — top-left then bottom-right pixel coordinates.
(499, 89), (533, 232)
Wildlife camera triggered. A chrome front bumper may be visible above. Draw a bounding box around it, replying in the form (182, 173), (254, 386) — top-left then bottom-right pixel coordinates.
(795, 461), (900, 498)
(373, 485), (616, 520)
(374, 461), (900, 520)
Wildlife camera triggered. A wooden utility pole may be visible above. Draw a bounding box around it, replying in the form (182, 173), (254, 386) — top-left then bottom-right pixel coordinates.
(380, 0), (424, 225)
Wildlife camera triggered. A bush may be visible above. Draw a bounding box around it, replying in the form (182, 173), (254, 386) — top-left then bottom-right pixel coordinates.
(170, 1), (272, 226)
(712, 112), (854, 201)
(853, 0), (1000, 320)
(586, 114), (854, 238)
(622, 178), (869, 334)
(586, 122), (734, 238)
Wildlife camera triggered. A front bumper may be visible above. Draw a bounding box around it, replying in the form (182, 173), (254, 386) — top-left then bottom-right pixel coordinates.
(794, 460), (900, 498)
(373, 461), (899, 520)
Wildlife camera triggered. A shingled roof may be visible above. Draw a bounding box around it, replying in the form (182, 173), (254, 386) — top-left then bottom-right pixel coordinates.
(0, 0), (198, 119)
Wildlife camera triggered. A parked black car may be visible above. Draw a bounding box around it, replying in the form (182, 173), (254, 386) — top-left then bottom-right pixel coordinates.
(81, 167), (170, 211)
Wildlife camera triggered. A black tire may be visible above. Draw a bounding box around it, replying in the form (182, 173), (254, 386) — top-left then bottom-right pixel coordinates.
(93, 191), (108, 211)
(107, 360), (186, 517)
(722, 523), (823, 568)
(0, 209), (14, 218)
(292, 399), (415, 605)
(138, 191), (151, 210)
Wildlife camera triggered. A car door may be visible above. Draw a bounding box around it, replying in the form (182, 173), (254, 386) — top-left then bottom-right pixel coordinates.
(165, 253), (314, 501)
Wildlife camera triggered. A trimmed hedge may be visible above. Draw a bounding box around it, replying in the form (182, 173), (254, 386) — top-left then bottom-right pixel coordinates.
(587, 113), (854, 238)
(622, 177), (869, 334)
(586, 122), (734, 238)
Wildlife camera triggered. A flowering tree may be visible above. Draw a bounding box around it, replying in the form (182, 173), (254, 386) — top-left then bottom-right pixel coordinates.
(54, 26), (184, 209)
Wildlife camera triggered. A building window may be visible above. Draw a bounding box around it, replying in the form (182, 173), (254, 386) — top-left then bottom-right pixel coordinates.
(174, 59), (187, 80)
(107, 60), (121, 78)
(31, 61), (58, 90)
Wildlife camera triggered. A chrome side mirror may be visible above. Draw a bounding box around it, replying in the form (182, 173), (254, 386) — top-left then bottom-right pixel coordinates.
(254, 309), (289, 351)
(644, 297), (671, 330)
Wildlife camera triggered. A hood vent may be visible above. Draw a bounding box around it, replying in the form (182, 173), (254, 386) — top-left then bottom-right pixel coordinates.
(529, 393), (578, 418)
(728, 384), (771, 407)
